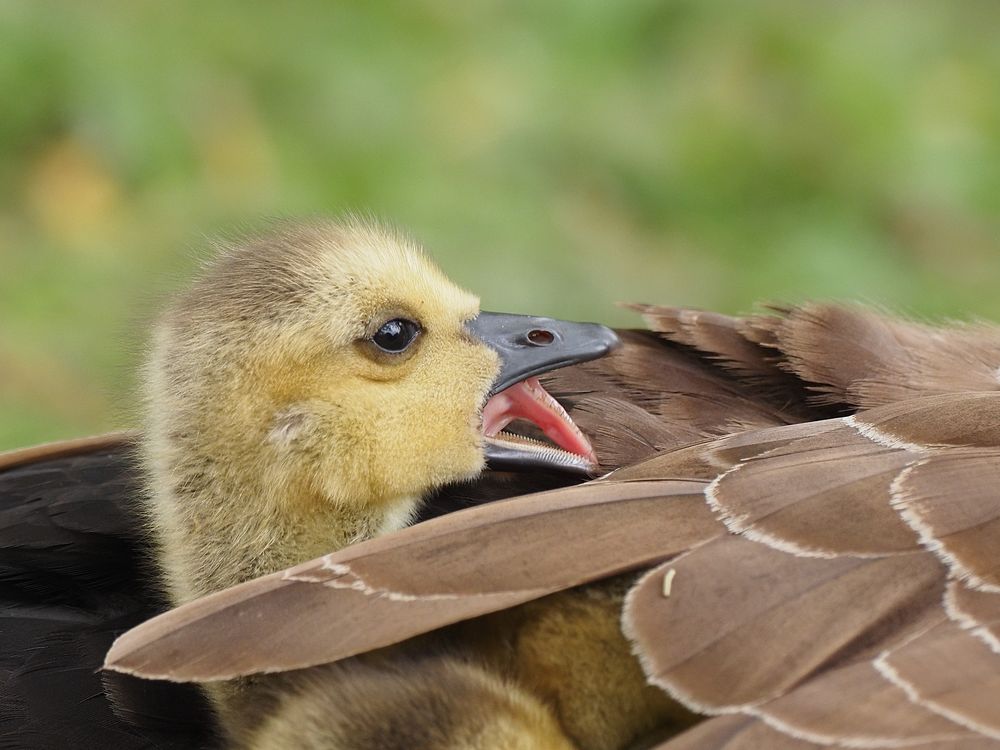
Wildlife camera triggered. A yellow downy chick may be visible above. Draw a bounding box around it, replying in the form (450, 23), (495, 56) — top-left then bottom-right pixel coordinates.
(139, 218), (652, 749)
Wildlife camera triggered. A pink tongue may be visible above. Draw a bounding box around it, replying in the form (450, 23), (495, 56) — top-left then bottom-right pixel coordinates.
(482, 377), (597, 463)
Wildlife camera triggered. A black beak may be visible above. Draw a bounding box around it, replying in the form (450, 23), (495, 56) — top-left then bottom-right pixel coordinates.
(466, 311), (619, 475)
(466, 312), (620, 397)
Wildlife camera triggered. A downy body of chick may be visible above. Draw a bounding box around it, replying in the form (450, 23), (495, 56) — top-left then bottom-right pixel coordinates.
(139, 219), (672, 749)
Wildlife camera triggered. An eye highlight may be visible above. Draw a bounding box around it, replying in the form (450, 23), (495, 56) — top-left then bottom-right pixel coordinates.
(371, 318), (421, 353)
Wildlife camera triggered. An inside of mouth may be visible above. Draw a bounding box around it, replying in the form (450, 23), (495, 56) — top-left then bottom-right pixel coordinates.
(481, 377), (597, 465)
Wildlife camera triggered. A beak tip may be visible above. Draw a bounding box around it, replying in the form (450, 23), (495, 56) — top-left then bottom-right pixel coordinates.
(596, 324), (621, 353)
(471, 312), (621, 393)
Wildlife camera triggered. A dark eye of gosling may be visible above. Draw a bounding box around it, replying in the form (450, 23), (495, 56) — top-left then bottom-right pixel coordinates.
(372, 318), (421, 353)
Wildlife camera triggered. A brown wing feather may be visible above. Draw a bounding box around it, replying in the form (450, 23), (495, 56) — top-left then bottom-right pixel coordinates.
(706, 426), (919, 556)
(757, 658), (974, 746)
(878, 618), (1000, 738)
(612, 419), (843, 482)
(653, 713), (827, 750)
(544, 330), (801, 449)
(622, 540), (944, 713)
(852, 391), (1000, 449)
(752, 303), (1000, 409)
(621, 393), (1000, 557)
(105, 479), (719, 681)
(625, 305), (780, 381)
(656, 713), (998, 750)
(892, 448), (1000, 591)
(946, 581), (1000, 650)
(0, 431), (135, 472)
(625, 305), (824, 419)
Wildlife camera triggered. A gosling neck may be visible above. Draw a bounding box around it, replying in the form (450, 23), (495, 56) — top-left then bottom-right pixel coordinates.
(142, 433), (419, 606)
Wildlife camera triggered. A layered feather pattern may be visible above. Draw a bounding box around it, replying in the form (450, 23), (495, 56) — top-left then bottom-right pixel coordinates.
(6, 303), (1000, 748)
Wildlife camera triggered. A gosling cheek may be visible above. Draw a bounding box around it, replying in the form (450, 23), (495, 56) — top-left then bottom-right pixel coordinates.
(266, 407), (313, 448)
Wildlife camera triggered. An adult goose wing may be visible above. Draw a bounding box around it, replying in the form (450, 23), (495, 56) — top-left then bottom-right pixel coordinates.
(105, 304), (1000, 749)
(615, 306), (1000, 747)
(625, 393), (1000, 747)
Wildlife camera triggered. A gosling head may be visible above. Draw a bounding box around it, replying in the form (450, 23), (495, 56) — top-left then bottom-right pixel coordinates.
(142, 218), (617, 604)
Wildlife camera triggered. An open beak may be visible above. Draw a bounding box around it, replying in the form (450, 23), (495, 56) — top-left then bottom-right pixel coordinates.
(466, 311), (620, 476)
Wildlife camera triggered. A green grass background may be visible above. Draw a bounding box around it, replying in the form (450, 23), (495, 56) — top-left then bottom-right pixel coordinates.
(3, 1), (1000, 450)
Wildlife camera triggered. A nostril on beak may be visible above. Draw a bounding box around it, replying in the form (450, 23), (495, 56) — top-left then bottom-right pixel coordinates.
(526, 329), (555, 346)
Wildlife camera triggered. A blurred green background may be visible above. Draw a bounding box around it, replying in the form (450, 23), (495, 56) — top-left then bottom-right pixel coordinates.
(3, 1), (1000, 450)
